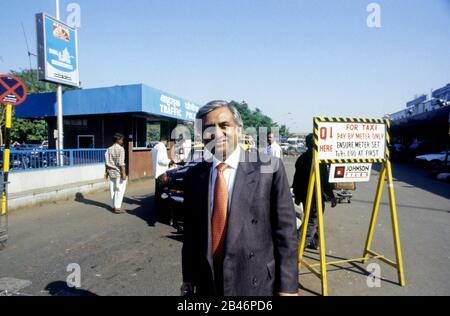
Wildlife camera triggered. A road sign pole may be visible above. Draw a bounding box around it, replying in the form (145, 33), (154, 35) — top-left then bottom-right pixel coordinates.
(298, 160), (316, 271)
(362, 163), (386, 263)
(0, 103), (12, 249)
(313, 148), (328, 296)
(0, 74), (28, 250)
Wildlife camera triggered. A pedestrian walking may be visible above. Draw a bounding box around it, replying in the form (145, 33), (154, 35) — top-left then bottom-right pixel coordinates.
(292, 133), (337, 249)
(105, 133), (128, 214)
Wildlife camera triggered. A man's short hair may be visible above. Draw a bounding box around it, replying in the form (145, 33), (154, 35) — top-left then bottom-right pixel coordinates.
(196, 100), (243, 128)
(160, 135), (168, 142)
(305, 133), (314, 149)
(113, 133), (124, 143)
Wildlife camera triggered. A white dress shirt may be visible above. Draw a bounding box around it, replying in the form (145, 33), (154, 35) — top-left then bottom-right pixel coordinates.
(152, 142), (171, 179)
(208, 146), (242, 218)
(266, 141), (283, 158)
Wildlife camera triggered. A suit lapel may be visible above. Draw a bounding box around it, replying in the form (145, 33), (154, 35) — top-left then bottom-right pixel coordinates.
(225, 151), (259, 253)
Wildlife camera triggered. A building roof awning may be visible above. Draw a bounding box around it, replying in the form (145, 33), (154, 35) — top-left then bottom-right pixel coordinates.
(15, 84), (200, 122)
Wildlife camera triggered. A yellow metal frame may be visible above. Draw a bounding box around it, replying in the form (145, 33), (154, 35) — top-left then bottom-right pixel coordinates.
(298, 117), (405, 296)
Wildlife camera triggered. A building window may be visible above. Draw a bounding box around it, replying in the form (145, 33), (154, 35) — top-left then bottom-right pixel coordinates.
(132, 117), (147, 149)
(65, 119), (87, 127)
(78, 135), (95, 148)
(147, 123), (160, 148)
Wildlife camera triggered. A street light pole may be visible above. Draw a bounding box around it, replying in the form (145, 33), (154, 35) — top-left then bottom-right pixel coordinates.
(56, 0), (64, 166)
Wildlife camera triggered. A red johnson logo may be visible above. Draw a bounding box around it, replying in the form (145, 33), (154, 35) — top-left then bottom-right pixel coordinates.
(335, 167), (345, 178)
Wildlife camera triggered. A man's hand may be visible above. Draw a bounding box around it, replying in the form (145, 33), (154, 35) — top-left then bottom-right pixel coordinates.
(120, 166), (127, 181)
(331, 197), (337, 208)
(180, 282), (194, 296)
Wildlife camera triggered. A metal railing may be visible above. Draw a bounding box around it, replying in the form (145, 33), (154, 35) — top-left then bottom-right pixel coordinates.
(0, 149), (107, 172)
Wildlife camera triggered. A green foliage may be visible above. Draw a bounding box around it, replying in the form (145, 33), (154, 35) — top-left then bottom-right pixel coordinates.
(147, 123), (161, 142)
(230, 100), (293, 138)
(9, 69), (79, 94)
(231, 101), (276, 130)
(1, 69), (80, 144)
(10, 69), (53, 94)
(11, 118), (48, 143)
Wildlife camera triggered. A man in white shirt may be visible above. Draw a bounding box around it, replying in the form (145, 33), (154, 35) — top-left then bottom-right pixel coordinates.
(152, 136), (172, 179)
(152, 136), (174, 210)
(265, 132), (283, 159)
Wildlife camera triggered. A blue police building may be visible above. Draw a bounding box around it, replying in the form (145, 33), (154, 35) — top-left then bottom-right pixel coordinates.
(15, 84), (200, 179)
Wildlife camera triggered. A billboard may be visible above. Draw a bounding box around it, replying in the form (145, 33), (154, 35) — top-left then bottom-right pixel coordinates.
(329, 163), (372, 183)
(315, 118), (387, 162)
(36, 13), (80, 87)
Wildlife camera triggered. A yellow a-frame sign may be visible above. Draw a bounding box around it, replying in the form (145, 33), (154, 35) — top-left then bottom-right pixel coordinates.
(298, 117), (405, 296)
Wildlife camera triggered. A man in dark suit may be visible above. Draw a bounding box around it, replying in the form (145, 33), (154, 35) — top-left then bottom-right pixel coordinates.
(181, 101), (299, 296)
(292, 134), (337, 250)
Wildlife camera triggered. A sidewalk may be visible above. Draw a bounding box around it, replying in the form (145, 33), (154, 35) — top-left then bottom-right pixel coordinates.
(0, 178), (183, 296)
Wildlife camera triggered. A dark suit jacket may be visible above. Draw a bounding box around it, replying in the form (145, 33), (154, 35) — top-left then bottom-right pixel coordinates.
(182, 149), (299, 296)
(292, 149), (335, 208)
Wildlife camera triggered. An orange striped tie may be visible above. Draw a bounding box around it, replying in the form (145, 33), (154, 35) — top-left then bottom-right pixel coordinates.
(212, 163), (229, 267)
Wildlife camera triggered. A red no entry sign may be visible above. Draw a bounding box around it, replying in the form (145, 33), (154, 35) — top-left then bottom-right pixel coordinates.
(0, 74), (27, 106)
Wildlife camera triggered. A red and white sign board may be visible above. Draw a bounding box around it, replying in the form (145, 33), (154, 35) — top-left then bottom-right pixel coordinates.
(0, 74), (27, 106)
(329, 163), (372, 183)
(317, 121), (386, 161)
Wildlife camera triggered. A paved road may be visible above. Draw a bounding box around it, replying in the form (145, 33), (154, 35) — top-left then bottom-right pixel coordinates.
(0, 158), (449, 296)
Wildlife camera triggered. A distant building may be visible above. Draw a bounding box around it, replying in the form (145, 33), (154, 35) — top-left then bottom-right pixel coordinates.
(389, 84), (450, 121)
(388, 83), (450, 152)
(15, 84), (200, 180)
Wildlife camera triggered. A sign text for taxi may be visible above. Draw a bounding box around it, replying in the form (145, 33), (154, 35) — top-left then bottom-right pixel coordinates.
(316, 120), (386, 161)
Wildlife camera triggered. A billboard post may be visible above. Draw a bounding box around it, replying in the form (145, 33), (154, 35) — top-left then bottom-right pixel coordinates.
(36, 1), (80, 165)
(298, 117), (405, 296)
(56, 0), (63, 166)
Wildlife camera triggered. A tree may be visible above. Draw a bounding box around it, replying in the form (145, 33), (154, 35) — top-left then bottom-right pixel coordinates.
(0, 69), (79, 145)
(279, 124), (294, 139)
(231, 101), (278, 131)
(230, 100), (296, 137)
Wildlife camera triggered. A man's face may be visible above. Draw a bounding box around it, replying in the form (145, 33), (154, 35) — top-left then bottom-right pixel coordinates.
(202, 107), (239, 160)
(268, 133), (275, 145)
(117, 137), (124, 146)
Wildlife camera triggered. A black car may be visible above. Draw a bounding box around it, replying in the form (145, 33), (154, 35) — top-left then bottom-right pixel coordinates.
(160, 160), (200, 232)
